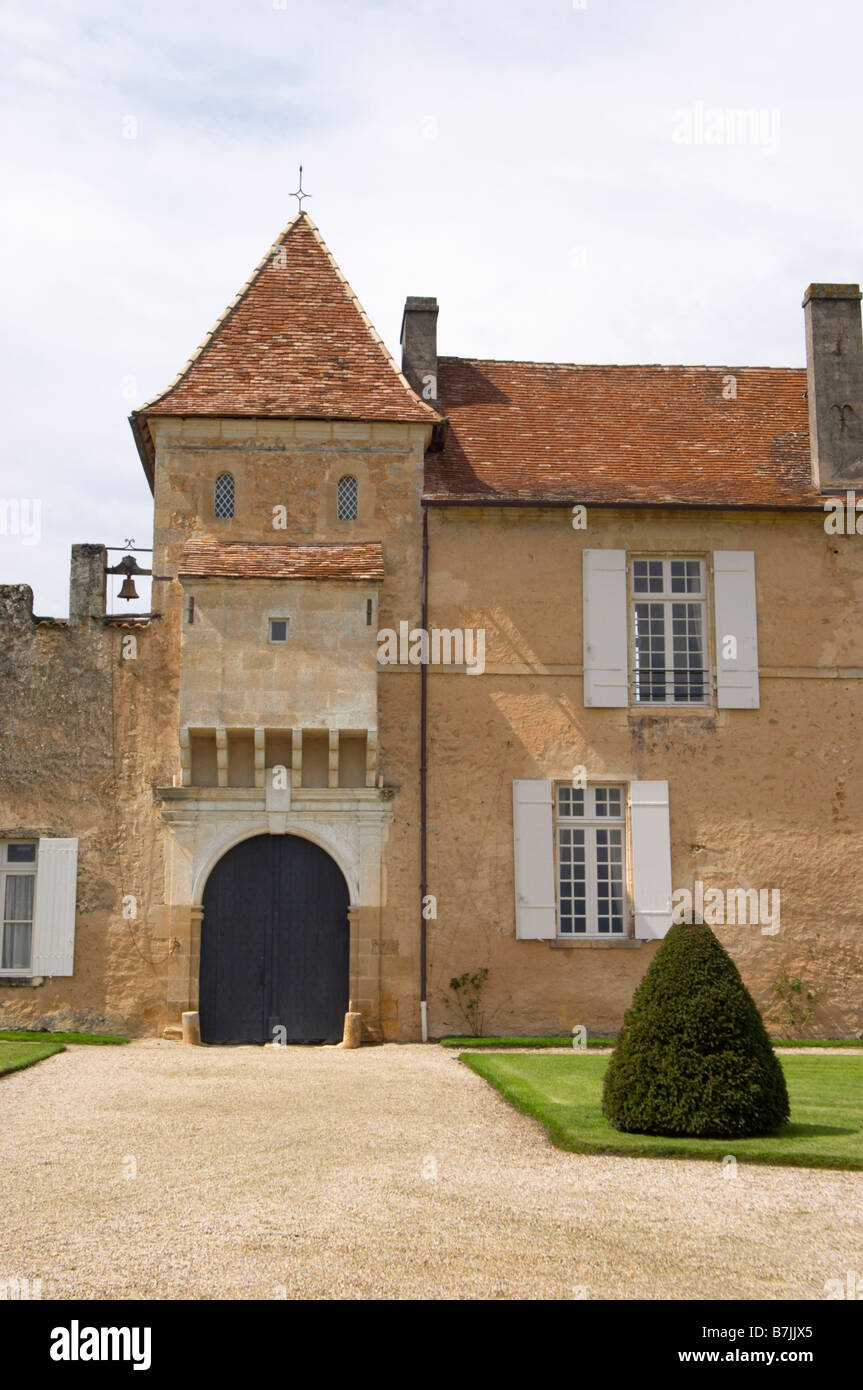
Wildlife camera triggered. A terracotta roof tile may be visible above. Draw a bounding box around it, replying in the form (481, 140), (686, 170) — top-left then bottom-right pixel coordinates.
(102, 616), (158, 628)
(178, 540), (384, 581)
(426, 360), (820, 508)
(135, 215), (438, 426)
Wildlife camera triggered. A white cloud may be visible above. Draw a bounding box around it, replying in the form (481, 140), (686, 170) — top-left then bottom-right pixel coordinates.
(1, 0), (862, 610)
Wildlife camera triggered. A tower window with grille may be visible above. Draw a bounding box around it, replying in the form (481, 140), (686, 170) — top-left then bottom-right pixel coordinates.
(337, 475), (358, 521)
(214, 473), (235, 519)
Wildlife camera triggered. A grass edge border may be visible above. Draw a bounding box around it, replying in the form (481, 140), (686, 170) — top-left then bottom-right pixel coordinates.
(458, 1050), (863, 1171)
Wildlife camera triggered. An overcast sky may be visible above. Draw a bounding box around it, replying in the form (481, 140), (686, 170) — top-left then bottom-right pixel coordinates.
(2, 0), (862, 613)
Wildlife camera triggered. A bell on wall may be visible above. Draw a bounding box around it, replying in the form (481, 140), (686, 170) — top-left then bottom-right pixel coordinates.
(105, 552), (152, 605)
(117, 575), (139, 601)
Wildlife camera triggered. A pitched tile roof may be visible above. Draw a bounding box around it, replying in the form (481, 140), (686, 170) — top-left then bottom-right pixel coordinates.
(425, 359), (821, 508)
(178, 540), (384, 581)
(131, 214), (438, 484)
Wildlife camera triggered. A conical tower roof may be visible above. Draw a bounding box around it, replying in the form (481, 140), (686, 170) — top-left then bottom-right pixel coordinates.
(131, 213), (438, 482)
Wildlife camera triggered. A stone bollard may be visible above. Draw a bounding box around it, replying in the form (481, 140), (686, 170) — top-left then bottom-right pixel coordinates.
(341, 1011), (363, 1049)
(181, 1010), (201, 1045)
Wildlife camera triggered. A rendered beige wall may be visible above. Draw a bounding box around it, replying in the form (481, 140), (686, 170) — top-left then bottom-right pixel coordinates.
(411, 505), (863, 1040)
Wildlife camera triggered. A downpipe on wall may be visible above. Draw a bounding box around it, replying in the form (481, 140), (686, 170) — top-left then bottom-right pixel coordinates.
(420, 503), (429, 1041)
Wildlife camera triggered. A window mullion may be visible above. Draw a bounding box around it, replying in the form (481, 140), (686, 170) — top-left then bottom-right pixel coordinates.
(662, 598), (672, 703)
(586, 823), (599, 935)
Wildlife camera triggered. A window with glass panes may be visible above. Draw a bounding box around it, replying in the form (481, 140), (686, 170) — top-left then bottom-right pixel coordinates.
(632, 557), (708, 704)
(0, 842), (37, 973)
(556, 786), (626, 936)
(337, 475), (359, 521)
(214, 472), (235, 519)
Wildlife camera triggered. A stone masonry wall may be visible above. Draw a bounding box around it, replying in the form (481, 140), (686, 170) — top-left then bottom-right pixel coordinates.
(0, 582), (176, 1034)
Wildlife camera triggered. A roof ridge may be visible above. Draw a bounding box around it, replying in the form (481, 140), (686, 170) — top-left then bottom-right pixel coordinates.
(438, 356), (804, 372)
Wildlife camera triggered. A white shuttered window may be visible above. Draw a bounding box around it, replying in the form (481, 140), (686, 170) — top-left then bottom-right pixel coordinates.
(512, 781), (557, 939)
(630, 781), (673, 939)
(583, 550), (759, 710)
(713, 551), (760, 709)
(514, 780), (674, 942)
(31, 838), (78, 977)
(582, 550), (628, 707)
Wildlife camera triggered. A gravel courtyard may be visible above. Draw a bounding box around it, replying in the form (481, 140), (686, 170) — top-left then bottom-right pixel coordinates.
(1, 1041), (859, 1301)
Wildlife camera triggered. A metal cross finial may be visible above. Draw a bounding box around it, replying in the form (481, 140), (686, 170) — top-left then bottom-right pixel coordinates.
(290, 165), (311, 214)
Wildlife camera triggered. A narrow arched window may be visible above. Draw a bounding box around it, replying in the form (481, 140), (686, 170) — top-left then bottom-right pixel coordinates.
(214, 472), (235, 519)
(337, 474), (358, 521)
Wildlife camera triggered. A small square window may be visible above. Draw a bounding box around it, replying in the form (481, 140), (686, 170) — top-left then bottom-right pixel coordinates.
(268, 619), (289, 643)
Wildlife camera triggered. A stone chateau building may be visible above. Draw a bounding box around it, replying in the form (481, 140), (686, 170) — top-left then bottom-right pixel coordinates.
(1, 213), (861, 1041)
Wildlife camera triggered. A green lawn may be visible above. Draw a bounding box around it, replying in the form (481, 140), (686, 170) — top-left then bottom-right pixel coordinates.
(440, 1036), (614, 1049)
(0, 1039), (66, 1077)
(442, 1035), (863, 1049)
(0, 1029), (129, 1045)
(460, 1052), (863, 1169)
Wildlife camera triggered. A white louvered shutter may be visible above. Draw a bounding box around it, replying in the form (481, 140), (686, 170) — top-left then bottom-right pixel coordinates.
(630, 782), (672, 940)
(583, 549), (628, 707)
(713, 551), (760, 709)
(31, 838), (78, 976)
(512, 780), (557, 940)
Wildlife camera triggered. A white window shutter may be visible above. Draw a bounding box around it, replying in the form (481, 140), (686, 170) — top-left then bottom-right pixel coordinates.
(713, 551), (760, 709)
(32, 838), (78, 977)
(512, 780), (556, 940)
(630, 782), (672, 940)
(583, 549), (628, 707)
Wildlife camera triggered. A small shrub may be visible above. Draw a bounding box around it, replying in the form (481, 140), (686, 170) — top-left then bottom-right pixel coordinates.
(767, 971), (826, 1038)
(602, 921), (789, 1138)
(447, 968), (490, 1038)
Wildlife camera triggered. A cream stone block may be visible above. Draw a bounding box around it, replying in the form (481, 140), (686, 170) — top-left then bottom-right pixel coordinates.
(179, 728), (191, 788)
(370, 423), (409, 443)
(149, 419), (183, 447)
(365, 729), (378, 787)
(254, 727), (266, 788)
(291, 729), (303, 789)
(181, 419), (221, 439)
(215, 728), (228, 788)
(256, 421), (295, 441)
(332, 422), (372, 441)
(221, 420), (258, 440)
(295, 420), (334, 442)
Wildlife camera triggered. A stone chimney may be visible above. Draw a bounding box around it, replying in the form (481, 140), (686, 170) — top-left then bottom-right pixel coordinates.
(69, 544), (106, 624)
(803, 283), (863, 490)
(400, 296), (439, 407)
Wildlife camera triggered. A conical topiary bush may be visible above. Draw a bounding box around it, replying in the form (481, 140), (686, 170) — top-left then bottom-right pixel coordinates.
(602, 921), (790, 1137)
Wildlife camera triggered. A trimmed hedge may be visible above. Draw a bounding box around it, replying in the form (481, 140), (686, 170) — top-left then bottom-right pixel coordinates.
(602, 921), (790, 1137)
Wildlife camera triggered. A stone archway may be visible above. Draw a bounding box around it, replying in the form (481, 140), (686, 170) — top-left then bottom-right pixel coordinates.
(158, 797), (392, 1041)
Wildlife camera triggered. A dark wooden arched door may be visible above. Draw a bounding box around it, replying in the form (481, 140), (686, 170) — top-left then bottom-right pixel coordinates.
(199, 835), (350, 1044)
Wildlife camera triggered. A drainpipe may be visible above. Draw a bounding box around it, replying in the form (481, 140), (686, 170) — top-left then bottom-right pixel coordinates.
(420, 502), (429, 1041)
